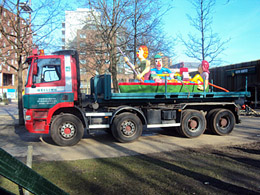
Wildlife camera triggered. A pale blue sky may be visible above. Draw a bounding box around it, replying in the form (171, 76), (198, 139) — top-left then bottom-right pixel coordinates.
(162, 0), (260, 65)
(42, 0), (259, 66)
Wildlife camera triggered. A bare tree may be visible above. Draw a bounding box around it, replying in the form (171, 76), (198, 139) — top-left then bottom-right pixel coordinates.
(0, 0), (68, 124)
(126, 0), (174, 65)
(179, 0), (229, 64)
(87, 0), (133, 92)
(86, 0), (175, 90)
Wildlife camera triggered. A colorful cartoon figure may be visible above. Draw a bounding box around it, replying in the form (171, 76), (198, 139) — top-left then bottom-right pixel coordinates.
(150, 54), (173, 82)
(124, 45), (151, 81)
(192, 60), (210, 90)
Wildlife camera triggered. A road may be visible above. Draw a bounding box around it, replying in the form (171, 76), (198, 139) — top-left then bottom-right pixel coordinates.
(0, 102), (259, 161)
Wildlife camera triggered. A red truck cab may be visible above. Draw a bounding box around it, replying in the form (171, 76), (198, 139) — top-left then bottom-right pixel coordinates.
(23, 50), (81, 134)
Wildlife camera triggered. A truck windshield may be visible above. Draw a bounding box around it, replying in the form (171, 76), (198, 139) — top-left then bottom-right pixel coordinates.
(33, 58), (61, 84)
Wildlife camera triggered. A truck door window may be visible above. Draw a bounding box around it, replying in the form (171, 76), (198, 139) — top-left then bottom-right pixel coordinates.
(33, 58), (61, 84)
(25, 58), (32, 86)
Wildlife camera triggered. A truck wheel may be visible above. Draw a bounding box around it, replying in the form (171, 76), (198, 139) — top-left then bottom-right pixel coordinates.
(112, 113), (143, 143)
(177, 110), (189, 136)
(51, 114), (84, 146)
(210, 109), (235, 135)
(206, 109), (221, 133)
(179, 110), (206, 138)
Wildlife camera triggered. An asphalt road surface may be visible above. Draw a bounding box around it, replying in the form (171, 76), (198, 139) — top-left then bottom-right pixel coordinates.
(0, 102), (259, 161)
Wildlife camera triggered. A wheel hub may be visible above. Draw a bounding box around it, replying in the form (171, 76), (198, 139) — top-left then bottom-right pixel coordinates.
(60, 123), (75, 138)
(188, 119), (198, 130)
(64, 128), (71, 135)
(121, 121), (135, 136)
(220, 117), (228, 127)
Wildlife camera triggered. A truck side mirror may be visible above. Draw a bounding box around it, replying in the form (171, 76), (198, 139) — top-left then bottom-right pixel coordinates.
(33, 62), (38, 75)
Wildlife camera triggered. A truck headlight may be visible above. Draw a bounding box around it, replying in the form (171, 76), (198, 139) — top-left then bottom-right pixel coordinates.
(24, 109), (31, 121)
(25, 115), (31, 121)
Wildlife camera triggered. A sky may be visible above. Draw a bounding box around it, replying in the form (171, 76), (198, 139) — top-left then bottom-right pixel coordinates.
(35, 0), (259, 67)
(162, 0), (260, 66)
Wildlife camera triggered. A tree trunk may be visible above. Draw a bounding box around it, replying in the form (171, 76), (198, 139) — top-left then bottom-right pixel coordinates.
(18, 55), (24, 125)
(111, 37), (119, 93)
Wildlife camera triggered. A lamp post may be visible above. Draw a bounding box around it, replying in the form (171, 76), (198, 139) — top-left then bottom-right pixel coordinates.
(17, 1), (33, 125)
(19, 2), (32, 12)
(19, 1), (32, 36)
(19, 1), (33, 88)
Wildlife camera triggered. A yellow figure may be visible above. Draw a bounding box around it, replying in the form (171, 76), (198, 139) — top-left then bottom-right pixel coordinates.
(124, 45), (150, 81)
(192, 60), (210, 91)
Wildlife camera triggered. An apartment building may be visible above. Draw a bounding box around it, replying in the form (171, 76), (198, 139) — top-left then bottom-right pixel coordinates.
(0, 6), (32, 99)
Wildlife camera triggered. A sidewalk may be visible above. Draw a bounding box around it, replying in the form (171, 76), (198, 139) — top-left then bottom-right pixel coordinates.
(0, 101), (19, 118)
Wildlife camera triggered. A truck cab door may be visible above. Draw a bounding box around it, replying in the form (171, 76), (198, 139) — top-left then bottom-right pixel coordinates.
(24, 55), (75, 109)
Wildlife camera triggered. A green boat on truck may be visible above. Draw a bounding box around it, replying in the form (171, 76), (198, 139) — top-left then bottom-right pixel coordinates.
(23, 50), (250, 146)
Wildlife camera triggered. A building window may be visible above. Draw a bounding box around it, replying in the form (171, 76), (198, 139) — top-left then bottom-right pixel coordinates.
(80, 59), (87, 64)
(79, 33), (86, 39)
(80, 51), (86, 55)
(80, 68), (87, 74)
(3, 73), (13, 86)
(80, 42), (86, 47)
(95, 34), (102, 40)
(96, 42), (102, 48)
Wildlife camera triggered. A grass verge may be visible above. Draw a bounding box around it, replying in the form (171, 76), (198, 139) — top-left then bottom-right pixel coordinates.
(0, 142), (259, 195)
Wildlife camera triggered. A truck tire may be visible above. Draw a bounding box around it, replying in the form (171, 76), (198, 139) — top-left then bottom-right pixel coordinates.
(179, 110), (206, 138)
(177, 110), (189, 136)
(51, 114), (84, 146)
(210, 109), (235, 135)
(206, 108), (222, 133)
(112, 113), (143, 143)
